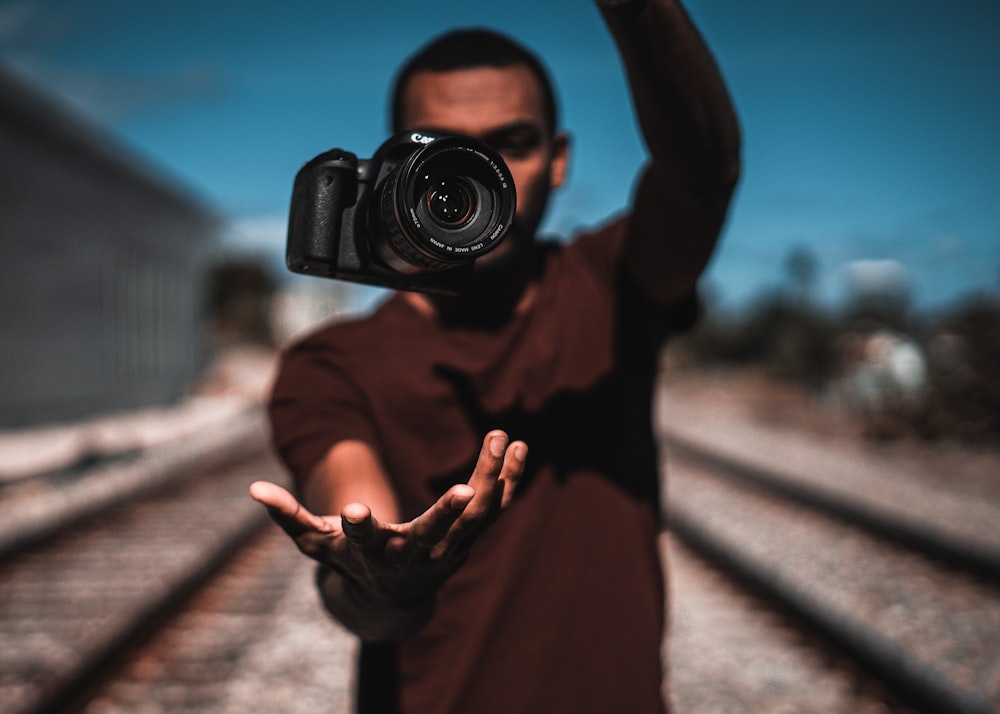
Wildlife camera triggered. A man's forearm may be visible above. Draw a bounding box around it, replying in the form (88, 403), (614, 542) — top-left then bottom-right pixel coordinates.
(599, 0), (741, 187)
(600, 0), (741, 302)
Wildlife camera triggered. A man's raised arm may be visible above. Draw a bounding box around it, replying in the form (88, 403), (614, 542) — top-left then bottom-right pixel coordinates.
(600, 0), (741, 303)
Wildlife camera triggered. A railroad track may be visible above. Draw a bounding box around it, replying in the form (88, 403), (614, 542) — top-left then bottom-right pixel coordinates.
(2, 385), (997, 714)
(72, 428), (1000, 714)
(0, 408), (282, 714)
(662, 428), (1000, 714)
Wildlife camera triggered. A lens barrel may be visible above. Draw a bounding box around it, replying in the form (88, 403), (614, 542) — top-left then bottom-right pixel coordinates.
(372, 135), (515, 273)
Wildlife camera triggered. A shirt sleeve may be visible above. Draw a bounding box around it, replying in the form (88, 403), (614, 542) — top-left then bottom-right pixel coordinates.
(568, 215), (702, 347)
(268, 335), (380, 493)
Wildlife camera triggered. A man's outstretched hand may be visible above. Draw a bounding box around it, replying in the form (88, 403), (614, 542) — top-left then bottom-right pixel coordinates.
(249, 430), (527, 640)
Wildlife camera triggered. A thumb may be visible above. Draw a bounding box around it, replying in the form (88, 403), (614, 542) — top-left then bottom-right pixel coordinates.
(249, 480), (298, 514)
(340, 502), (377, 547)
(249, 480), (322, 538)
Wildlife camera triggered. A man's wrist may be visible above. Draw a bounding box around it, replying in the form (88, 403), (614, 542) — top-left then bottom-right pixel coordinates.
(316, 565), (436, 641)
(596, 0), (656, 20)
(342, 571), (436, 616)
(597, 0), (651, 8)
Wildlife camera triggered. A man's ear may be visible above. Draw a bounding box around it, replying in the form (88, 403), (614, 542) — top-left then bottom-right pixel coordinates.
(550, 131), (571, 189)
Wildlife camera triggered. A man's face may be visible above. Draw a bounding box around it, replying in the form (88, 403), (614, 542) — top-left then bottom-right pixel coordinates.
(398, 65), (569, 264)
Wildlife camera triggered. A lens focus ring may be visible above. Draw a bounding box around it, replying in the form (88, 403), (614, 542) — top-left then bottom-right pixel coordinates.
(370, 135), (516, 273)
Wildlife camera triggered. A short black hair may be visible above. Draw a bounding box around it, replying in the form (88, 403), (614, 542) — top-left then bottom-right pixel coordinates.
(390, 28), (559, 136)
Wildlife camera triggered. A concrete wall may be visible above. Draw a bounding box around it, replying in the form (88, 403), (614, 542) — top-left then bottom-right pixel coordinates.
(0, 68), (218, 428)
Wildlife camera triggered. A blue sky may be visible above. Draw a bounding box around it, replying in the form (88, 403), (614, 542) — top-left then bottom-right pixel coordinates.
(3, 0), (999, 315)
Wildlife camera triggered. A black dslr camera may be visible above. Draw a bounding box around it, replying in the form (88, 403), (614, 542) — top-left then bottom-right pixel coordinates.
(286, 132), (516, 294)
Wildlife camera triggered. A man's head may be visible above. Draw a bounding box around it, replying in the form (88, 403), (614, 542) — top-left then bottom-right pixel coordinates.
(391, 28), (559, 138)
(390, 29), (570, 287)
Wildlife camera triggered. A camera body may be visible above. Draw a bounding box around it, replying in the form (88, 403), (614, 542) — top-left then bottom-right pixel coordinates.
(286, 131), (516, 294)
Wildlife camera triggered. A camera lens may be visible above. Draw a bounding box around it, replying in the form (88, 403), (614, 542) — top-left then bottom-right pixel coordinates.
(425, 178), (476, 228)
(372, 134), (516, 274)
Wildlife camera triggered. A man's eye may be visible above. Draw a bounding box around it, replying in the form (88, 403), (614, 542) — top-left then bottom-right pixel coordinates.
(486, 129), (542, 160)
(499, 148), (529, 160)
(497, 138), (538, 159)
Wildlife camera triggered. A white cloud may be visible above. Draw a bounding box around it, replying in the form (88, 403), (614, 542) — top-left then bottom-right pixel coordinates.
(5, 57), (230, 123)
(2, 0), (229, 123)
(222, 214), (287, 253)
(929, 233), (964, 261)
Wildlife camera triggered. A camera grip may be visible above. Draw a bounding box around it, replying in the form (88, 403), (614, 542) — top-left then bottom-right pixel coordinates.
(286, 150), (359, 275)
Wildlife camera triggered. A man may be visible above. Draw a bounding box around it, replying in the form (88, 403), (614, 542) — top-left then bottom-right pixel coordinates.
(251, 0), (740, 711)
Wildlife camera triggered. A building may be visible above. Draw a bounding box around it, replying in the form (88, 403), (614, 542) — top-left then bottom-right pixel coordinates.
(0, 67), (219, 428)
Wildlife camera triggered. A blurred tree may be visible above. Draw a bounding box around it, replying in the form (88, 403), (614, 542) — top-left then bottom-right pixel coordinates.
(205, 259), (277, 348)
(667, 288), (836, 392)
(783, 245), (819, 304)
(843, 259), (912, 332)
(916, 298), (1000, 444)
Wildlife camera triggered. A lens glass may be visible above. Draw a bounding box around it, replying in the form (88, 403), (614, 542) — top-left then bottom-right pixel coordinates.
(425, 178), (475, 228)
(374, 134), (515, 272)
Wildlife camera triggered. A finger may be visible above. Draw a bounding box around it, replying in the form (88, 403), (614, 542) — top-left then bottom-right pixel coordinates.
(409, 484), (474, 558)
(340, 502), (378, 549)
(249, 481), (328, 538)
(499, 441), (528, 509)
(439, 431), (509, 541)
(466, 430), (508, 496)
(424, 431), (514, 559)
